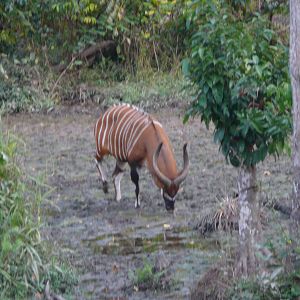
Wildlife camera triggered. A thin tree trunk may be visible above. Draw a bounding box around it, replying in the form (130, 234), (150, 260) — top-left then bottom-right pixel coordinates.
(289, 0), (300, 267)
(237, 165), (260, 276)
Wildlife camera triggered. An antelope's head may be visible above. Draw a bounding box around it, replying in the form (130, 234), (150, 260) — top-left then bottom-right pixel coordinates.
(153, 143), (189, 211)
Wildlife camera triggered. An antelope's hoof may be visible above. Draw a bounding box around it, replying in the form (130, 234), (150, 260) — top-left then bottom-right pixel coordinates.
(115, 196), (121, 202)
(103, 182), (108, 193)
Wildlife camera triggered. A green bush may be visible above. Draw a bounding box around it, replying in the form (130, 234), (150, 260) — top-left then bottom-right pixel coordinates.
(183, 2), (291, 167)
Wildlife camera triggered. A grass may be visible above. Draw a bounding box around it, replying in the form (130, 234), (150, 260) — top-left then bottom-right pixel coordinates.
(129, 258), (172, 292)
(0, 130), (78, 298)
(104, 73), (189, 107)
(40, 260), (78, 297)
(61, 64), (192, 109)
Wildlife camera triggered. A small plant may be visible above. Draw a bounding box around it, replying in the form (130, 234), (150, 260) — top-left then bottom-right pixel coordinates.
(129, 259), (170, 291)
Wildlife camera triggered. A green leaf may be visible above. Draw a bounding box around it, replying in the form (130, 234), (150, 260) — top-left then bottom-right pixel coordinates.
(229, 152), (240, 167)
(74, 60), (83, 65)
(198, 94), (207, 108)
(0, 151), (8, 164)
(238, 140), (245, 153)
(186, 16), (191, 30)
(198, 48), (204, 59)
(241, 122), (250, 137)
(250, 119), (263, 134)
(214, 128), (225, 143)
(255, 65), (263, 78)
(183, 113), (190, 124)
(181, 58), (190, 76)
(252, 55), (259, 64)
(212, 85), (223, 104)
(292, 284), (300, 297)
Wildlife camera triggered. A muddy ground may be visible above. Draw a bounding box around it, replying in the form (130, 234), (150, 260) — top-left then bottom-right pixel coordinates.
(3, 103), (292, 299)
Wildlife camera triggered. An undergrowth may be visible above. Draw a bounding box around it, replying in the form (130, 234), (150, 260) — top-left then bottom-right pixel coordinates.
(1, 54), (190, 113)
(0, 55), (54, 114)
(0, 130), (78, 298)
(192, 223), (300, 300)
(129, 258), (173, 292)
(102, 72), (190, 108)
(58, 62), (190, 108)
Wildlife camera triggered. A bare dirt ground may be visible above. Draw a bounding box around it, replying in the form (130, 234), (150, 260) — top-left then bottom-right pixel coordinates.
(2, 103), (292, 299)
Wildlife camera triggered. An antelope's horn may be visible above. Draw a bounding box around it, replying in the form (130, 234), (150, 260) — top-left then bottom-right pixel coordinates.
(153, 142), (172, 187)
(173, 143), (189, 186)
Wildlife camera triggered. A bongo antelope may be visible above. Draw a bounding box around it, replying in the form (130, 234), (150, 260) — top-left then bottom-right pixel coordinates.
(94, 104), (189, 211)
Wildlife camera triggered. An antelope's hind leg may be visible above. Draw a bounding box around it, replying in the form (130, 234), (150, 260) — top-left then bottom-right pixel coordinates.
(130, 166), (140, 209)
(112, 160), (126, 202)
(95, 156), (109, 193)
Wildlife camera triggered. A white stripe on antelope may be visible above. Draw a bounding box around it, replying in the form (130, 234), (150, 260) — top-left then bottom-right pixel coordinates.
(94, 104), (189, 211)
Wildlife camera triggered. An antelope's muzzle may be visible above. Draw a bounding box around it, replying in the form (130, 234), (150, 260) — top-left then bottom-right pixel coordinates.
(164, 198), (175, 211)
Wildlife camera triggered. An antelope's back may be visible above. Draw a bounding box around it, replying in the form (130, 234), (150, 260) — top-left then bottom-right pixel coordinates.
(94, 104), (153, 161)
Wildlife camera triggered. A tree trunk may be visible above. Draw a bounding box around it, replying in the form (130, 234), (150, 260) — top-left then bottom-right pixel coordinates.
(289, 0), (300, 265)
(237, 165), (260, 276)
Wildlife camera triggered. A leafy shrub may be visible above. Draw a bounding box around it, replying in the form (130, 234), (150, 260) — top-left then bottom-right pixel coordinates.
(183, 2), (291, 167)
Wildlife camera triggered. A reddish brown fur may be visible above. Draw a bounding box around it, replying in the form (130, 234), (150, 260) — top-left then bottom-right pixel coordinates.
(94, 104), (188, 208)
(94, 105), (178, 187)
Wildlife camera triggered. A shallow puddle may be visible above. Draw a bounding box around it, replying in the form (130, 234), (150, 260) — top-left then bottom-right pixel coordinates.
(83, 226), (218, 256)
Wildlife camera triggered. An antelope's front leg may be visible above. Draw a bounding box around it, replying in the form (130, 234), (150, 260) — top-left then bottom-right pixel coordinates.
(130, 167), (140, 208)
(95, 157), (108, 193)
(112, 161), (126, 202)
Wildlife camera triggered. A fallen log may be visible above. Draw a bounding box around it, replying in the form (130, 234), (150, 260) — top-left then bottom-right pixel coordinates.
(52, 40), (117, 73)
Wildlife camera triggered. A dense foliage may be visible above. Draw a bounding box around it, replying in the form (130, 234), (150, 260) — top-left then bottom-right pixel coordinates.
(0, 133), (43, 297)
(183, 1), (291, 167)
(0, 56), (49, 113)
(0, 0), (189, 71)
